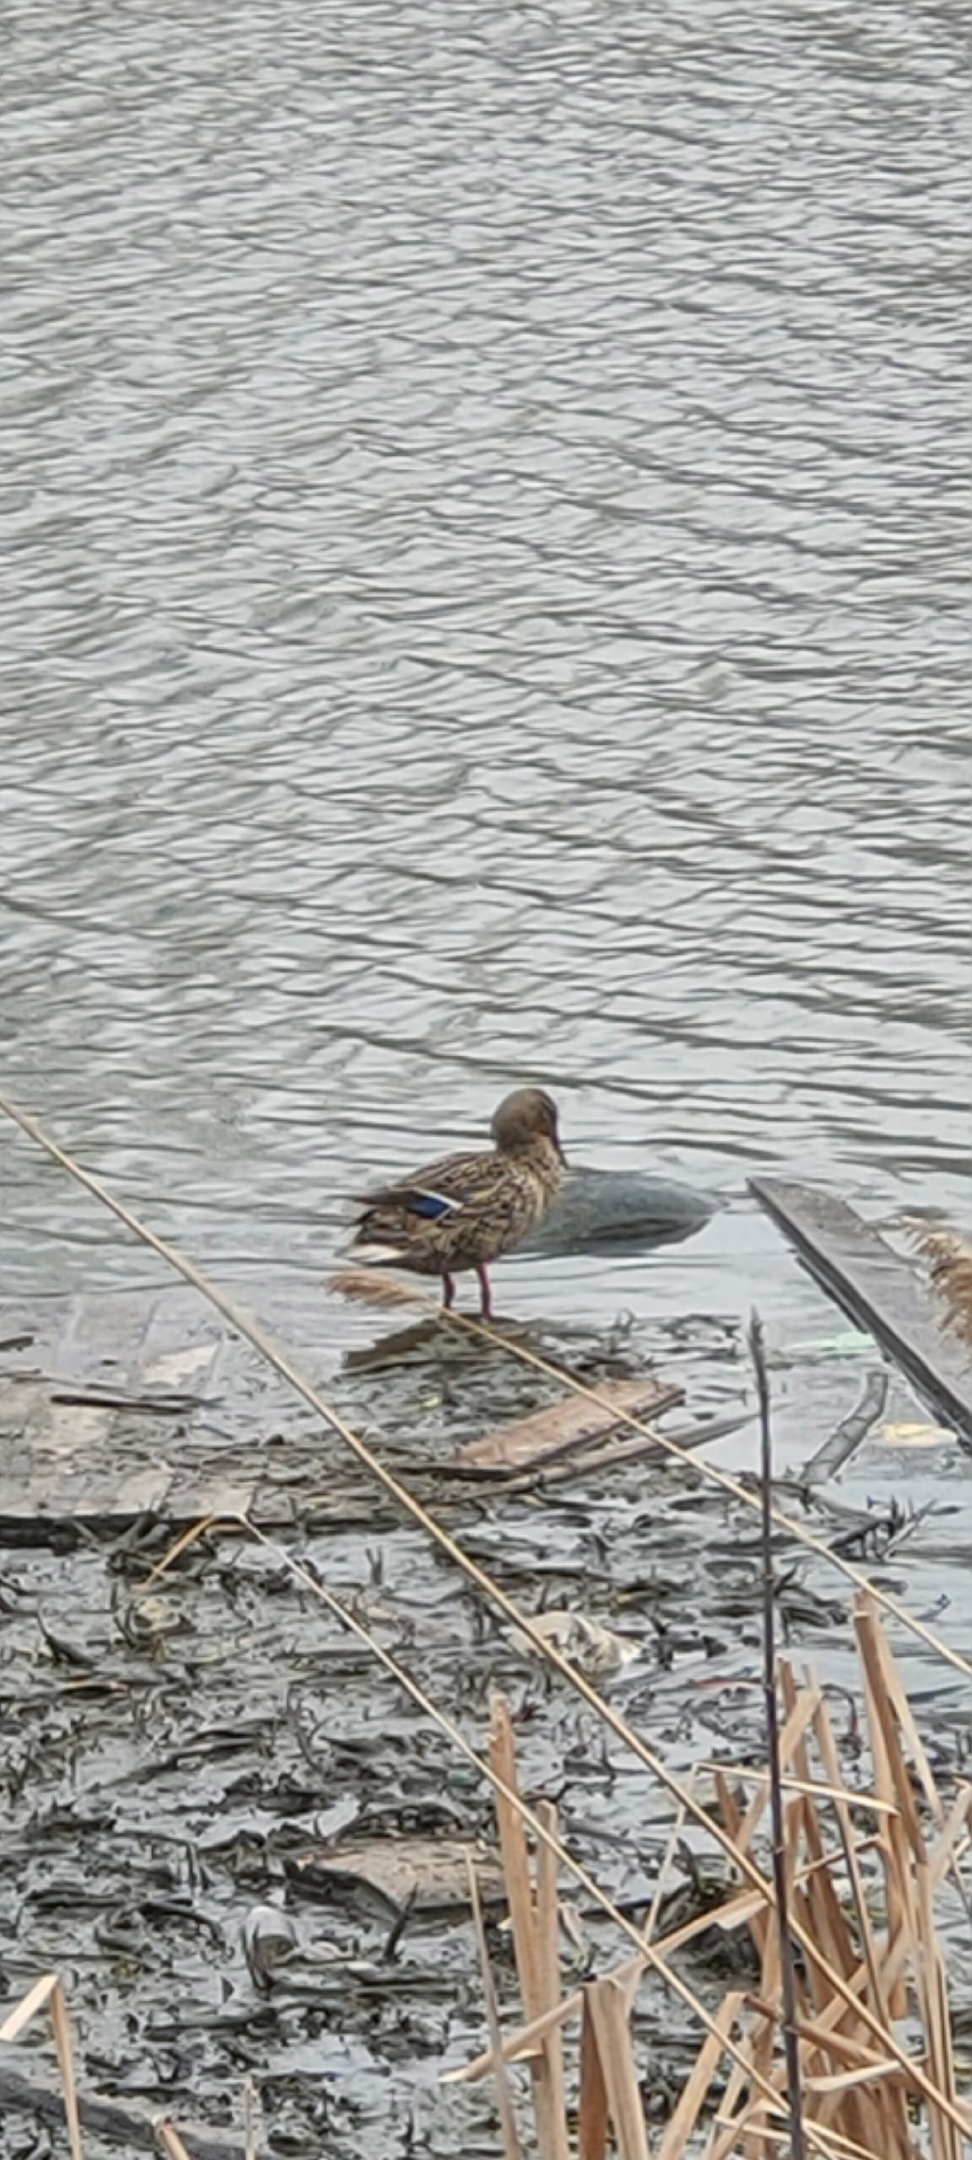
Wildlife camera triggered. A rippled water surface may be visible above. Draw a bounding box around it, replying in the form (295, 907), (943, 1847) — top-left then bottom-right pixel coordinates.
(2, 0), (969, 1305)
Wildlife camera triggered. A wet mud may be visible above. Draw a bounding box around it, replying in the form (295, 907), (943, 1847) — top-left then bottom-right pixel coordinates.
(2, 1271), (970, 2157)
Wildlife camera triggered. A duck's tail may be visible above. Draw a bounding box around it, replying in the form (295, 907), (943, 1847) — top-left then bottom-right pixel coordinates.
(349, 1239), (409, 1267)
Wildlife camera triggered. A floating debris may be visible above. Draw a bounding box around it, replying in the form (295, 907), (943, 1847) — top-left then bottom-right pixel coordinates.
(750, 1176), (972, 1445)
(880, 1420), (958, 1450)
(506, 1608), (641, 1678)
(285, 1835), (505, 1918)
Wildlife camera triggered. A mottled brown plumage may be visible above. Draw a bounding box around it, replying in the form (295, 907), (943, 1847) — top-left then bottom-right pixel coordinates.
(350, 1088), (566, 1316)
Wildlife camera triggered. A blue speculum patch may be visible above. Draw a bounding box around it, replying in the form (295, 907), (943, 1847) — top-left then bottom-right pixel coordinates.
(408, 1191), (455, 1220)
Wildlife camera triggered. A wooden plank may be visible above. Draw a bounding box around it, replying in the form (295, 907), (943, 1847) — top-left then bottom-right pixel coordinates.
(446, 1376), (682, 1477)
(0, 1293), (258, 1539)
(749, 1178), (972, 1446)
(486, 1411), (754, 1494)
(0, 1286), (688, 1535)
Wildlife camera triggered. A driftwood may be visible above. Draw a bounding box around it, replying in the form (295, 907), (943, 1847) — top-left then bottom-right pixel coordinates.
(475, 1411), (753, 1497)
(799, 1368), (890, 1485)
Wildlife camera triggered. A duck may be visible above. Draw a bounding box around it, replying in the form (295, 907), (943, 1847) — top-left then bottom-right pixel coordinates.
(349, 1087), (566, 1317)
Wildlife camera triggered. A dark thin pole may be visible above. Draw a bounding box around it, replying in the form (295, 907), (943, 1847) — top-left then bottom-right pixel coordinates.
(749, 1309), (807, 2160)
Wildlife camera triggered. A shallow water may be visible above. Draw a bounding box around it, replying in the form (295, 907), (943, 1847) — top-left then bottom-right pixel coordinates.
(1, 3), (970, 2150)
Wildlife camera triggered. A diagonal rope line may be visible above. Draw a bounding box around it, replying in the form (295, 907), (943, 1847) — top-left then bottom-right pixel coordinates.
(2, 1091), (971, 2138)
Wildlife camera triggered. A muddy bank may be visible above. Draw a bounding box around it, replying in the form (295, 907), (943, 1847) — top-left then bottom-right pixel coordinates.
(2, 1251), (971, 2156)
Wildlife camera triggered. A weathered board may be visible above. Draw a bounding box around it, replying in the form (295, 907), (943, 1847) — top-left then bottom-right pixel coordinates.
(0, 1284), (695, 1540)
(446, 1375), (682, 1476)
(0, 1283), (353, 1543)
(750, 1177), (972, 1446)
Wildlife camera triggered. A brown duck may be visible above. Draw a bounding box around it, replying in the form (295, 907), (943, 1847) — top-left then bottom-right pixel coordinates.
(349, 1088), (566, 1316)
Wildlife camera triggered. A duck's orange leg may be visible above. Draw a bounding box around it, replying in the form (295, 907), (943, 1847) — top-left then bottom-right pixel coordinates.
(475, 1265), (493, 1319)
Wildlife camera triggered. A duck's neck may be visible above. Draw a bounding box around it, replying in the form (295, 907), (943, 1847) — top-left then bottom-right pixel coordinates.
(506, 1134), (564, 1196)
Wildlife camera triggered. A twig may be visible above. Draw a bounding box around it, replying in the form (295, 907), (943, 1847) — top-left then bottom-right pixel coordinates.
(799, 1371), (889, 1486)
(154, 2124), (194, 2160)
(243, 2076), (262, 2160)
(751, 1310), (807, 2160)
(1, 1976), (83, 2160)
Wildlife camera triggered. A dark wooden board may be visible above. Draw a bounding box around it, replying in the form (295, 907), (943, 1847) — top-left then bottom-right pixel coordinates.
(749, 1177), (972, 1446)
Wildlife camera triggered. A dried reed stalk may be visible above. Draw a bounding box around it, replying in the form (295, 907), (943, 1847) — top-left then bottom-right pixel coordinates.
(903, 1221), (972, 1347)
(656, 1991), (745, 2160)
(585, 1974), (651, 2160)
(0, 1973), (84, 2160)
(490, 1697), (570, 2160)
(243, 2075), (262, 2160)
(750, 1310), (806, 2160)
(578, 1992), (610, 2160)
(466, 1851), (525, 2160)
(473, 1610), (971, 2160)
(155, 2123), (195, 2160)
(778, 1666), (880, 2160)
(536, 1797), (570, 2146)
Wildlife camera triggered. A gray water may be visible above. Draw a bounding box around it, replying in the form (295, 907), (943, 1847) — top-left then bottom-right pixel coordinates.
(2, 0), (969, 1318)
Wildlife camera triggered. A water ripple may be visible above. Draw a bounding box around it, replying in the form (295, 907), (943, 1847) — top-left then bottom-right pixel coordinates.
(1, 0), (969, 1291)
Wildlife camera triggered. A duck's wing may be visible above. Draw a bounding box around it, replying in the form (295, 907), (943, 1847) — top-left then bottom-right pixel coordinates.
(354, 1150), (496, 1223)
(356, 1183), (462, 1222)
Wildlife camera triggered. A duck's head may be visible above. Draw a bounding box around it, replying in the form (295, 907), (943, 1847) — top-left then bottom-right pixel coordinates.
(492, 1087), (566, 1163)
